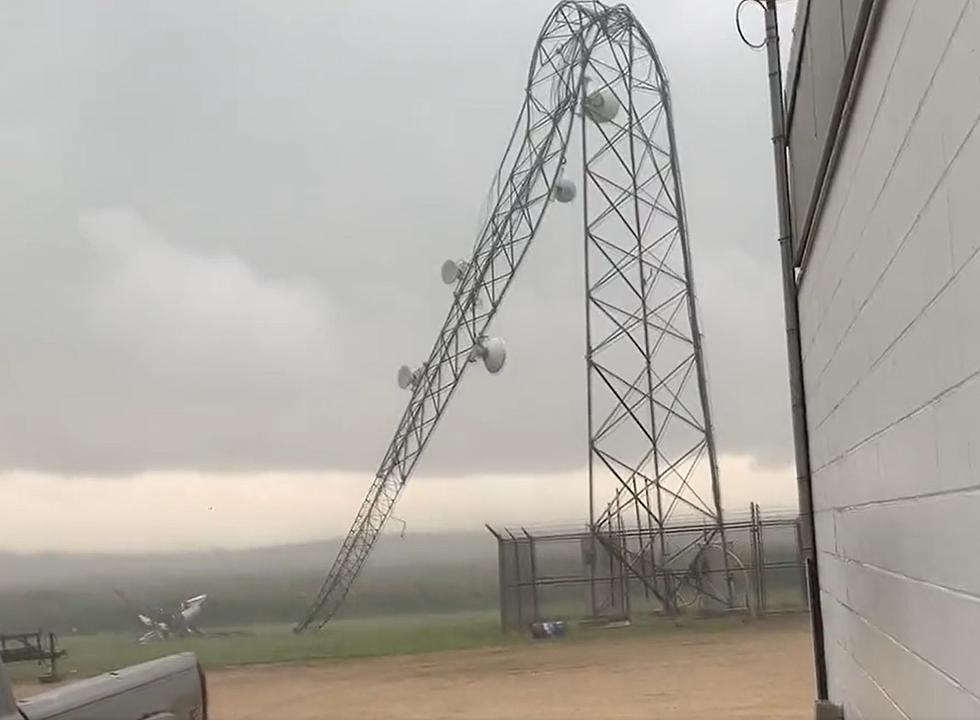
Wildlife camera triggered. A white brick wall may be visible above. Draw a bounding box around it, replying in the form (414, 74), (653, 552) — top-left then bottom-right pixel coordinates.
(796, 0), (980, 716)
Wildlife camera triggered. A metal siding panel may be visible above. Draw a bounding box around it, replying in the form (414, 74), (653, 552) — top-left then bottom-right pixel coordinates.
(837, 490), (980, 599)
(787, 0), (851, 257)
(789, 0), (878, 262)
(809, 0), (847, 143)
(826, 626), (908, 720)
(841, 0), (866, 49)
(845, 559), (980, 700)
(844, 598), (980, 719)
(798, 4), (980, 715)
(789, 33), (819, 251)
(948, 110), (980, 271)
(784, 0), (812, 123)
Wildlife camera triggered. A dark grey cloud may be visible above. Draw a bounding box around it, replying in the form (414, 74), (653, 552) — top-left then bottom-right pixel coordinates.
(0, 0), (797, 476)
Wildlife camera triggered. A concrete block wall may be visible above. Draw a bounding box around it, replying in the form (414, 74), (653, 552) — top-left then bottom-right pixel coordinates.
(795, 0), (980, 716)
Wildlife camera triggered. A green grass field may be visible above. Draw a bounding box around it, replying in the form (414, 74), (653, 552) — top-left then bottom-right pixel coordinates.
(5, 610), (772, 684)
(4, 612), (488, 681)
(3, 530), (806, 685)
(6, 612), (508, 682)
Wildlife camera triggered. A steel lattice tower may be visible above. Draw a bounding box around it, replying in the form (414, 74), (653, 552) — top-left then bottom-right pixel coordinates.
(295, 0), (729, 633)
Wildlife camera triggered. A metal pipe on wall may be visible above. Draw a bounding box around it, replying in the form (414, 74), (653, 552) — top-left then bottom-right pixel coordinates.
(761, 0), (829, 702)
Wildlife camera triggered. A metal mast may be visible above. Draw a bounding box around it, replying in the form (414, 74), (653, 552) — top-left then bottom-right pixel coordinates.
(295, 1), (729, 632)
(579, 7), (731, 612)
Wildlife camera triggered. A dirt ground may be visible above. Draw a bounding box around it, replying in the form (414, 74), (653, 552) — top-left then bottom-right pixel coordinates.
(207, 617), (813, 720)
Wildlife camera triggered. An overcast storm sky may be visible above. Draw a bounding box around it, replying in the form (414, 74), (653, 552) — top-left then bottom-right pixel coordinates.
(0, 0), (800, 552)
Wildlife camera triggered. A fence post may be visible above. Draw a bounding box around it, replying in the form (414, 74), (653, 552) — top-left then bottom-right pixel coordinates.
(757, 505), (768, 613)
(749, 503), (760, 617)
(486, 525), (507, 632)
(794, 516), (807, 606)
(523, 528), (540, 623)
(505, 530), (524, 630)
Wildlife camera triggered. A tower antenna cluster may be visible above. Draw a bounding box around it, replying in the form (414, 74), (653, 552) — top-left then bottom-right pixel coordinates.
(295, 0), (730, 632)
